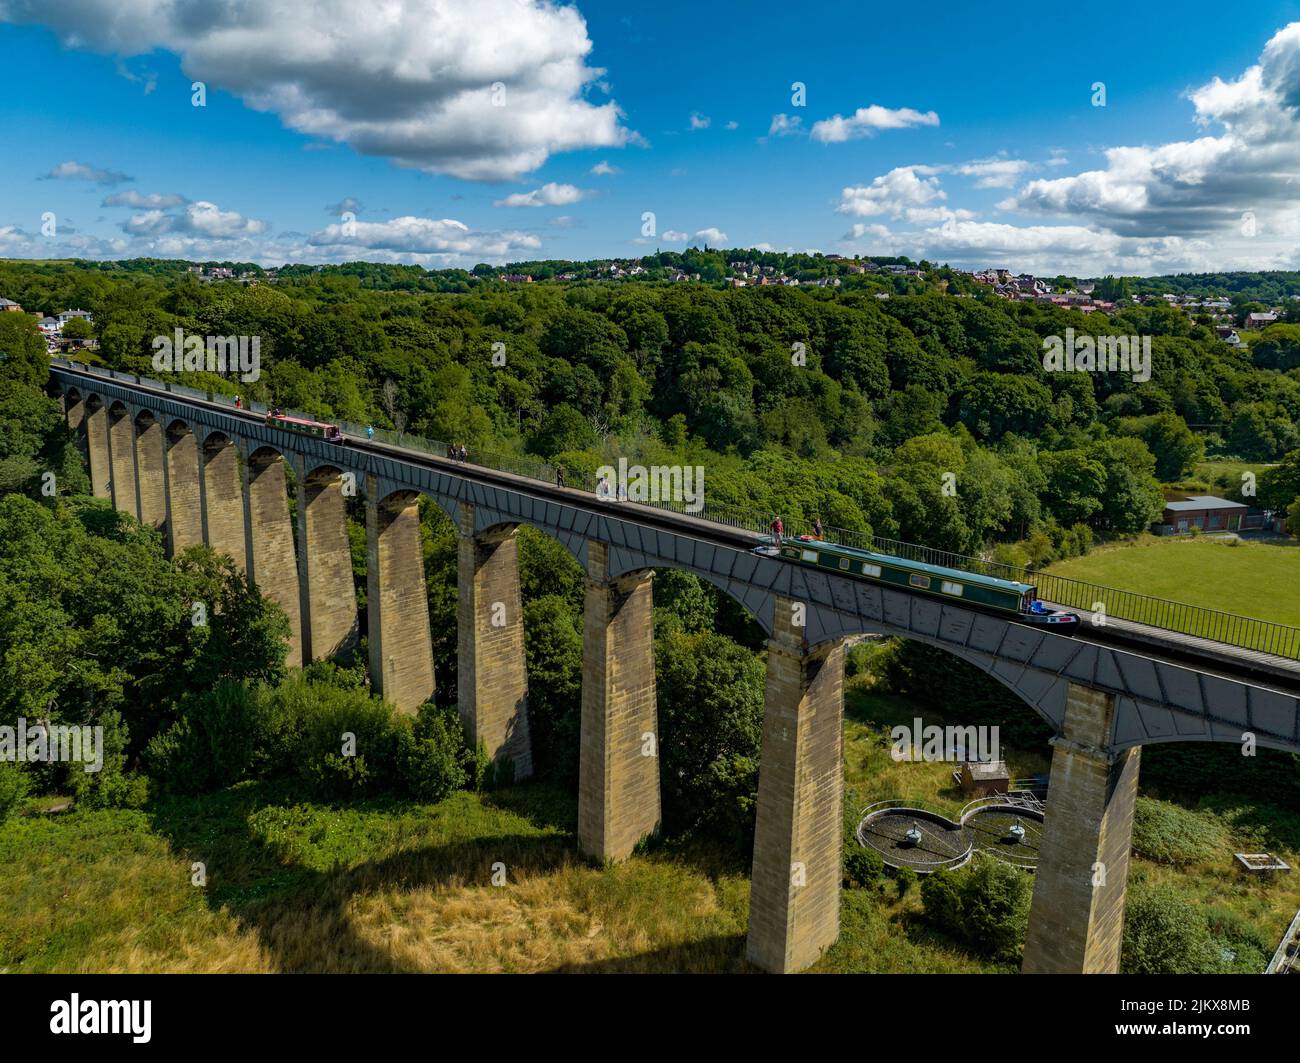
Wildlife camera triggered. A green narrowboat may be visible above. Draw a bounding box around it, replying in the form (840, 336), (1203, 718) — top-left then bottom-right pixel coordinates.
(760, 535), (1037, 615)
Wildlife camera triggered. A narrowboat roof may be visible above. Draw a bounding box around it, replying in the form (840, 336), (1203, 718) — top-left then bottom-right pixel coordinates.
(766, 535), (1035, 594)
(271, 414), (335, 428)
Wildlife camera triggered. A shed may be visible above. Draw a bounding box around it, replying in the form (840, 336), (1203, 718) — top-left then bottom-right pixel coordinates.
(959, 760), (1010, 797)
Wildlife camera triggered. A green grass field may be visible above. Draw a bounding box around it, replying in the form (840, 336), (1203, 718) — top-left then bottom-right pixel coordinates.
(2, 680), (1295, 974)
(1193, 460), (1274, 489)
(1046, 537), (1300, 629)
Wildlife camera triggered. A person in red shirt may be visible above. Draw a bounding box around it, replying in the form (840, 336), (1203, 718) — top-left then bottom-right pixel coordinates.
(770, 515), (784, 546)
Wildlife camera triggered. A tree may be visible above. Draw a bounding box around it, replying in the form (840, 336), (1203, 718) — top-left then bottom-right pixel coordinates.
(1114, 412), (1205, 481)
(0, 311), (49, 388)
(61, 316), (94, 341)
(1258, 448), (1300, 510)
(919, 858), (1032, 961)
(655, 629), (765, 838)
(522, 595), (583, 780)
(1227, 402), (1299, 461)
(527, 403), (597, 457)
(1040, 449), (1106, 525)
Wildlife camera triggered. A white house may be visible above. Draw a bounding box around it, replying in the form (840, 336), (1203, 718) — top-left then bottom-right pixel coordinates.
(56, 308), (93, 327)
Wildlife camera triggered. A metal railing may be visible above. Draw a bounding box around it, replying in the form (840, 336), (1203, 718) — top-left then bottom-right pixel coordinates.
(52, 358), (1300, 661)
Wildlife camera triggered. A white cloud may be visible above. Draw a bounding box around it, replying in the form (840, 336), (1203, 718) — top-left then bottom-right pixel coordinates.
(690, 112), (711, 130)
(493, 182), (589, 208)
(41, 160), (132, 186)
(325, 196), (364, 216)
(4, 0), (632, 182)
(1002, 23), (1300, 239)
(953, 156), (1032, 189)
(725, 120), (739, 130)
(767, 113), (803, 137)
(102, 190), (186, 208)
(694, 227), (727, 244)
(837, 167), (945, 218)
(122, 200), (268, 238)
(661, 230), (688, 241)
(308, 215), (541, 260)
(810, 105), (939, 143)
(590, 160), (620, 175)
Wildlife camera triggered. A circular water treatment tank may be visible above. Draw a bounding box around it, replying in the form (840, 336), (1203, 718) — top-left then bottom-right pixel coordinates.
(856, 808), (971, 873)
(961, 806), (1045, 868)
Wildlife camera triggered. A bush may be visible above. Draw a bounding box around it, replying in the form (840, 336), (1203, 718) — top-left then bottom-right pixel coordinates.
(66, 710), (148, 809)
(292, 683), (403, 800)
(919, 857), (1031, 962)
(1131, 797), (1228, 865)
(1204, 906), (1271, 974)
(0, 761), (30, 823)
(844, 845), (885, 888)
(845, 639), (890, 679)
(959, 858), (1031, 961)
(1122, 885), (1221, 974)
(143, 680), (266, 794)
(395, 703), (469, 802)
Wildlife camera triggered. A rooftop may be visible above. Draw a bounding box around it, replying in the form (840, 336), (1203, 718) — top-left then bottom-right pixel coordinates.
(1165, 495), (1250, 512)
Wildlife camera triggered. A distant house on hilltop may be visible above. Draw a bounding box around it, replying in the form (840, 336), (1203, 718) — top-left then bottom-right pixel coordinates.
(0, 297), (23, 312)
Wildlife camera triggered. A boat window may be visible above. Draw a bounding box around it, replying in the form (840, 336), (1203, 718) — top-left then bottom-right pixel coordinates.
(909, 574), (931, 589)
(801, 549), (819, 562)
(941, 580), (963, 596)
(862, 563), (882, 577)
(838, 558), (850, 570)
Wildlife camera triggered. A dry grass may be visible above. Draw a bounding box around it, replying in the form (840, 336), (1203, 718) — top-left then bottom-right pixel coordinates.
(3, 691), (1295, 975)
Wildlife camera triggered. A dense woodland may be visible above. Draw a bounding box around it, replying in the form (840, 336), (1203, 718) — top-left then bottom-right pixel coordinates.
(3, 256), (1300, 886)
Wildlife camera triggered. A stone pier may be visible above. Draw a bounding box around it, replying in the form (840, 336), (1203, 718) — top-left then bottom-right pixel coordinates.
(134, 412), (167, 529)
(365, 479), (435, 713)
(246, 449), (303, 666)
(746, 596), (845, 974)
(457, 505), (532, 778)
(296, 466), (359, 661)
(578, 542), (659, 862)
(84, 400), (111, 499)
(65, 393), (86, 446)
(165, 422), (204, 556)
(1022, 684), (1140, 974)
(201, 434), (248, 572)
(107, 404), (139, 518)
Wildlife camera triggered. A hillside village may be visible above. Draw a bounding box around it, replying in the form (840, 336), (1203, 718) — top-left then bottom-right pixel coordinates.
(7, 251), (1296, 346)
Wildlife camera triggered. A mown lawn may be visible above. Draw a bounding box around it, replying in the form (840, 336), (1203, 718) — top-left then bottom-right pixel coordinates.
(1045, 537), (1300, 628)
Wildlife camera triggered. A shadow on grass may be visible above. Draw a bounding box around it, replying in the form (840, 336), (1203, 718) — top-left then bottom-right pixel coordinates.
(143, 775), (757, 973)
(144, 778), (578, 973)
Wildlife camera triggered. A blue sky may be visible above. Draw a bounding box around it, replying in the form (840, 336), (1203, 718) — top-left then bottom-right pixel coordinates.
(5, 0), (1300, 275)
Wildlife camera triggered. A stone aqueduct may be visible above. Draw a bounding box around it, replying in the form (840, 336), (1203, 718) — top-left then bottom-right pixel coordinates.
(52, 366), (1300, 975)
